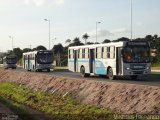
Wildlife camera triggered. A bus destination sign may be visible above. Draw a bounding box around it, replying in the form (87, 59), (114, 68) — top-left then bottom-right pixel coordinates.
(126, 42), (148, 46)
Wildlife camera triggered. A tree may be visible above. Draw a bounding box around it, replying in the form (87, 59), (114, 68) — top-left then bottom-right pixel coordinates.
(86, 42), (94, 45)
(133, 38), (144, 41)
(153, 34), (158, 40)
(116, 37), (130, 42)
(35, 45), (47, 50)
(52, 43), (64, 67)
(53, 43), (64, 54)
(102, 39), (111, 43)
(68, 37), (84, 47)
(82, 33), (90, 44)
(13, 47), (23, 61)
(22, 48), (31, 53)
(145, 35), (153, 42)
(65, 39), (71, 45)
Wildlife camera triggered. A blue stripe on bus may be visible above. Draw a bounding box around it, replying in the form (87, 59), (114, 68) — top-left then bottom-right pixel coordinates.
(68, 60), (94, 62)
(95, 60), (107, 75)
(68, 59), (107, 75)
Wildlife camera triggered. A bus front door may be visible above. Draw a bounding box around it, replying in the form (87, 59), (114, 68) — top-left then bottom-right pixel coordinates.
(28, 55), (30, 70)
(89, 49), (95, 73)
(116, 47), (122, 75)
(74, 50), (78, 72)
(23, 55), (25, 69)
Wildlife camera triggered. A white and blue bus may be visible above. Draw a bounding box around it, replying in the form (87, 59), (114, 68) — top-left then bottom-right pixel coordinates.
(68, 41), (151, 80)
(3, 55), (17, 69)
(23, 50), (54, 72)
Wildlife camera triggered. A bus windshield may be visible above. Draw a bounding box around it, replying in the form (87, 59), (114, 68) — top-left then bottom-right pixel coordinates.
(37, 53), (53, 64)
(123, 46), (150, 63)
(6, 57), (17, 64)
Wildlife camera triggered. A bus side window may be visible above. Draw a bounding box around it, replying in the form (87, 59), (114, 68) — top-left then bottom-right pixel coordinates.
(82, 49), (85, 59)
(96, 48), (97, 58)
(68, 50), (70, 59)
(107, 47), (110, 58)
(85, 48), (88, 59)
(97, 47), (102, 59)
(103, 47), (107, 59)
(102, 47), (104, 58)
(110, 46), (115, 59)
(79, 49), (82, 59)
(78, 49), (80, 59)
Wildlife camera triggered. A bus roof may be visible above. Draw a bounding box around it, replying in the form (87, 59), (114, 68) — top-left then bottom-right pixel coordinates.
(23, 50), (53, 55)
(69, 41), (126, 50)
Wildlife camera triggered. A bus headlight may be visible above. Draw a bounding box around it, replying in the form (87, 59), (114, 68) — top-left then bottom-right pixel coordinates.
(126, 67), (130, 70)
(146, 67), (150, 70)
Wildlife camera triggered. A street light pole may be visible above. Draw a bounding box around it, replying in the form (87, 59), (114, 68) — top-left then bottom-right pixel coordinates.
(96, 22), (101, 43)
(131, 0), (133, 41)
(9, 36), (13, 50)
(44, 19), (51, 50)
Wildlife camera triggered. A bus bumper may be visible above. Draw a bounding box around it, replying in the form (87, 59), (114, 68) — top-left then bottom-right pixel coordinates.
(36, 64), (52, 70)
(123, 63), (151, 76)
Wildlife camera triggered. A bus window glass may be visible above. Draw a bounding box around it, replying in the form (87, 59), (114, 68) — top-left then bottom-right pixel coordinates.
(107, 47), (110, 58)
(103, 47), (107, 58)
(97, 47), (102, 59)
(85, 48), (88, 59)
(37, 52), (53, 64)
(79, 49), (82, 59)
(6, 57), (17, 64)
(123, 46), (150, 63)
(110, 46), (115, 59)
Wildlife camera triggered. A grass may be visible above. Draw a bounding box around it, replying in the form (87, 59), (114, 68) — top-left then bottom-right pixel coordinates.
(151, 63), (160, 67)
(53, 66), (68, 70)
(0, 82), (114, 120)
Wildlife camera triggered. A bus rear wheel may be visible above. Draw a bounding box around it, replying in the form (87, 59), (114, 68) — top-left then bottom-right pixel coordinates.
(108, 67), (115, 80)
(47, 69), (50, 72)
(80, 67), (87, 77)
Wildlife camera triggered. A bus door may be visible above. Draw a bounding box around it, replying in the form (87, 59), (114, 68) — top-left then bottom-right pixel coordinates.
(28, 55), (30, 70)
(116, 47), (122, 75)
(23, 55), (25, 69)
(74, 50), (78, 72)
(89, 49), (95, 73)
(35, 54), (37, 70)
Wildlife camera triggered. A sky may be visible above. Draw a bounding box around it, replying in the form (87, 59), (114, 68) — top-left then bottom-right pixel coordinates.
(0, 0), (160, 51)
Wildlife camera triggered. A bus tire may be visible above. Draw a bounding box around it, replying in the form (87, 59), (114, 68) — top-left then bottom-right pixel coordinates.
(80, 67), (86, 77)
(108, 67), (115, 80)
(130, 75), (138, 80)
(47, 69), (50, 72)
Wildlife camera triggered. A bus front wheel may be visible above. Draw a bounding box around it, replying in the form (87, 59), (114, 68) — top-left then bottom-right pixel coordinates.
(80, 67), (86, 77)
(131, 75), (138, 80)
(108, 67), (115, 80)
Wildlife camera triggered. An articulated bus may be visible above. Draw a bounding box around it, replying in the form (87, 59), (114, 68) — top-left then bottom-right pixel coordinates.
(23, 50), (54, 72)
(68, 41), (151, 80)
(3, 55), (17, 69)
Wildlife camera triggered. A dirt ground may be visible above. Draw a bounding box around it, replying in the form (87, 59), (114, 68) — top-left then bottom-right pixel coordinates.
(0, 69), (159, 114)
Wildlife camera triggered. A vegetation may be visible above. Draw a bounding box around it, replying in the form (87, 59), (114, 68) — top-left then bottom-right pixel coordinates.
(0, 82), (114, 120)
(82, 33), (90, 44)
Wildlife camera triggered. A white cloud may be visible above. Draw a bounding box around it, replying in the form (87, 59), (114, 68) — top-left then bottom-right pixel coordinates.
(111, 28), (130, 34)
(24, 0), (46, 6)
(88, 29), (113, 38)
(136, 22), (143, 26)
(56, 0), (64, 5)
(24, 0), (65, 6)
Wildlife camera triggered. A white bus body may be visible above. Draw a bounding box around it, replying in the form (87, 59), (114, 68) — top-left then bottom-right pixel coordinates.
(68, 41), (151, 79)
(23, 50), (53, 72)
